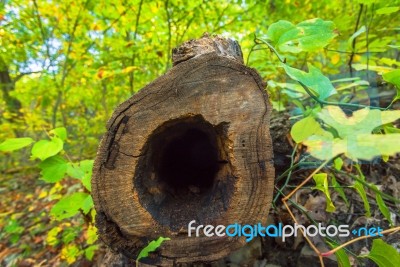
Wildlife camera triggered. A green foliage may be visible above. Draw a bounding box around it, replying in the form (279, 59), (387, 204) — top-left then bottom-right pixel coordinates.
(136, 237), (171, 265)
(0, 137), (34, 151)
(31, 137), (64, 161)
(331, 175), (349, 206)
(282, 64), (337, 100)
(383, 69), (400, 101)
(327, 241), (351, 267)
(39, 156), (68, 183)
(265, 19), (337, 53)
(0, 127), (96, 263)
(312, 173), (335, 212)
(361, 239), (400, 267)
(372, 184), (393, 226)
(50, 192), (91, 220)
(303, 107), (400, 160)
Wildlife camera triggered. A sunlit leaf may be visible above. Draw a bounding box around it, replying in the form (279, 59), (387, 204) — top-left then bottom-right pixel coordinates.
(81, 195), (94, 215)
(31, 137), (64, 161)
(369, 184), (393, 226)
(333, 157), (343, 170)
(136, 237), (170, 264)
(331, 175), (349, 206)
(282, 64), (337, 100)
(312, 173), (335, 212)
(327, 241), (351, 267)
(291, 116), (324, 143)
(347, 26), (366, 49)
(50, 127), (67, 141)
(0, 137), (34, 152)
(362, 239), (400, 267)
(266, 18), (337, 53)
(382, 69), (400, 100)
(353, 181), (371, 217)
(50, 192), (89, 220)
(318, 106), (400, 138)
(39, 155), (68, 183)
(84, 245), (98, 261)
(61, 243), (82, 264)
(376, 7), (400, 15)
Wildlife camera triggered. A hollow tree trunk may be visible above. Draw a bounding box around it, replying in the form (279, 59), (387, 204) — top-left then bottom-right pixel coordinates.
(92, 34), (275, 266)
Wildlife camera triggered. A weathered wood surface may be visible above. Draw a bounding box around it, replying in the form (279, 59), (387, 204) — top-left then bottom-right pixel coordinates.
(92, 34), (275, 266)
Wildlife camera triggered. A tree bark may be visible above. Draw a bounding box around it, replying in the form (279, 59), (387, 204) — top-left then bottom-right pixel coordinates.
(92, 34), (275, 266)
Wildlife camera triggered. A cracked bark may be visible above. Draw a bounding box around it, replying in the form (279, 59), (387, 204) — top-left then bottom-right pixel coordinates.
(92, 34), (275, 266)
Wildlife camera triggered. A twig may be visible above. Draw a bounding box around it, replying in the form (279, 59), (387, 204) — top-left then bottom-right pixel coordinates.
(348, 4), (364, 77)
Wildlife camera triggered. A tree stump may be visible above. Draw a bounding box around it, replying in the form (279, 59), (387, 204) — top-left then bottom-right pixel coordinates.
(92, 34), (275, 266)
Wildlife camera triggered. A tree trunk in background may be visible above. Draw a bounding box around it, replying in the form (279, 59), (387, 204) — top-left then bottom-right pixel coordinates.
(0, 57), (22, 123)
(91, 34), (275, 266)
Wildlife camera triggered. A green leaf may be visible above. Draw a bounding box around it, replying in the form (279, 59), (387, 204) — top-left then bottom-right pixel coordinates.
(331, 175), (349, 206)
(266, 18), (337, 53)
(312, 173), (335, 212)
(67, 163), (85, 179)
(382, 69), (400, 100)
(333, 157), (343, 170)
(347, 26), (366, 49)
(46, 226), (62, 246)
(326, 242), (351, 267)
(376, 7), (400, 15)
(318, 106), (400, 138)
(353, 181), (371, 217)
(50, 127), (67, 141)
(81, 195), (94, 215)
(291, 116), (324, 143)
(84, 245), (98, 261)
(362, 239), (400, 267)
(0, 137), (34, 152)
(304, 106), (400, 161)
(50, 192), (89, 220)
(31, 137), (64, 161)
(38, 156), (68, 183)
(282, 64), (337, 100)
(136, 237), (170, 264)
(370, 184), (393, 226)
(86, 225), (98, 245)
(305, 133), (400, 161)
(80, 160), (94, 192)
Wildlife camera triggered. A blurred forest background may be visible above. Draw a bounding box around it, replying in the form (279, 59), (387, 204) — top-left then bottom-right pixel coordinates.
(1, 0), (399, 266)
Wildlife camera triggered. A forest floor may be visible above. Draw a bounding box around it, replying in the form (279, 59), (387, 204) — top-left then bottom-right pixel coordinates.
(1, 155), (399, 267)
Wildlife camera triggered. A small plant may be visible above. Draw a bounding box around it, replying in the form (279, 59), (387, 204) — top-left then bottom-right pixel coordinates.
(0, 127), (98, 264)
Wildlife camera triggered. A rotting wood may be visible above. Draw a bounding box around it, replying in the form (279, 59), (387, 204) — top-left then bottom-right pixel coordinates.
(92, 33), (275, 266)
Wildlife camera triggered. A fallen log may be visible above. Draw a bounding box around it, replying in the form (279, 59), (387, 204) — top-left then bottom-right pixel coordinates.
(92, 33), (276, 266)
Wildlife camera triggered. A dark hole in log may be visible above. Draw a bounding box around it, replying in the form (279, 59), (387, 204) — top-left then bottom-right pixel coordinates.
(135, 115), (234, 230)
(156, 127), (219, 193)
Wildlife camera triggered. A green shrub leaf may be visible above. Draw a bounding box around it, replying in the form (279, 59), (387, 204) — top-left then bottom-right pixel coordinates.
(136, 237), (170, 264)
(0, 137), (34, 152)
(282, 64), (337, 100)
(362, 239), (400, 267)
(39, 156), (68, 183)
(266, 18), (337, 53)
(50, 127), (67, 141)
(312, 173), (335, 212)
(370, 184), (393, 226)
(353, 182), (371, 217)
(31, 137), (64, 161)
(291, 116), (324, 143)
(50, 192), (90, 220)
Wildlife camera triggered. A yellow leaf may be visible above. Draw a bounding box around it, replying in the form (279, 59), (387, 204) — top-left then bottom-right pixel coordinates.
(331, 54), (340, 65)
(122, 66), (139, 73)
